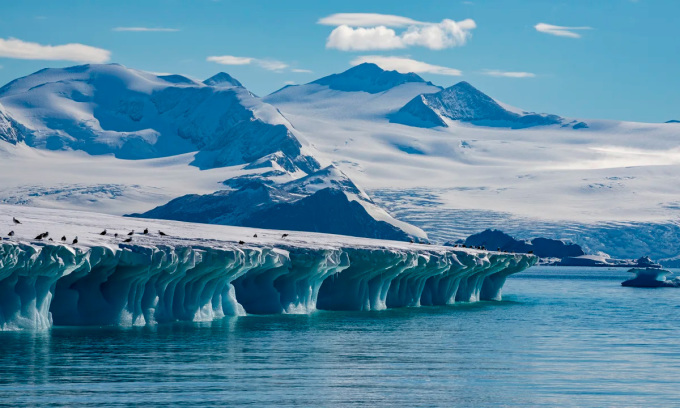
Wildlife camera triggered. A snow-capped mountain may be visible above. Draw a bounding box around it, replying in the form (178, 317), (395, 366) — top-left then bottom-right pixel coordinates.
(2, 62), (680, 258)
(391, 81), (586, 129)
(0, 63), (427, 242)
(0, 64), (318, 172)
(264, 64), (680, 261)
(134, 165), (426, 241)
(308, 62), (437, 94)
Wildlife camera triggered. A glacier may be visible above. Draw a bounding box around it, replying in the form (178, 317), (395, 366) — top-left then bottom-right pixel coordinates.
(0, 205), (535, 331)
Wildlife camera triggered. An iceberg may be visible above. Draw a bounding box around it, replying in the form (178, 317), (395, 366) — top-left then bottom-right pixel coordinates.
(621, 268), (680, 288)
(0, 204), (535, 330)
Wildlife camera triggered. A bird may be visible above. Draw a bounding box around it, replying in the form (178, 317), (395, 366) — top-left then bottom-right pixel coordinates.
(43, 232), (49, 238)
(123, 237), (132, 243)
(61, 236), (66, 242)
(100, 229), (107, 235)
(253, 234), (258, 238)
(13, 217), (20, 224)
(127, 230), (134, 236)
(114, 233), (118, 238)
(48, 238), (53, 242)
(238, 240), (245, 245)
(8, 231), (14, 236)
(72, 237), (78, 244)
(158, 230), (167, 236)
(143, 228), (149, 234)
(34, 233), (44, 240)
(281, 233), (289, 238)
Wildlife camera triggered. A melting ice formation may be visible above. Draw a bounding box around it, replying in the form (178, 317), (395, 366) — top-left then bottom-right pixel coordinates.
(621, 268), (680, 288)
(0, 230), (534, 331)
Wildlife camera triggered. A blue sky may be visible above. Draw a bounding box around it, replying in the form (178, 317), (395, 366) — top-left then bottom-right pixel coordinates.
(0, 0), (677, 122)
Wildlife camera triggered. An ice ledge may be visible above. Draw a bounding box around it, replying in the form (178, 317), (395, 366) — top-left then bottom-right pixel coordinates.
(0, 205), (536, 330)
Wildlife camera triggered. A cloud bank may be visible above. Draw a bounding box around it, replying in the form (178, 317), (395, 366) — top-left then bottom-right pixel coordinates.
(534, 23), (592, 38)
(113, 27), (180, 32)
(0, 37), (110, 63)
(351, 55), (462, 76)
(207, 55), (293, 72)
(484, 69), (536, 78)
(320, 13), (476, 51)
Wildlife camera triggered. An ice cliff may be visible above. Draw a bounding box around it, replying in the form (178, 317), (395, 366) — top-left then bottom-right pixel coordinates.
(0, 205), (535, 331)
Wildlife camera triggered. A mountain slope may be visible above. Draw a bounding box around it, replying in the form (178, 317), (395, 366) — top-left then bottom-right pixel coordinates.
(0, 64), (318, 172)
(391, 81), (586, 129)
(310, 62), (435, 94)
(132, 165), (426, 241)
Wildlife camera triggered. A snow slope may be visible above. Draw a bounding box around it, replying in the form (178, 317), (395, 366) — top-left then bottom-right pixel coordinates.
(135, 165), (426, 240)
(0, 204), (534, 330)
(0, 64), (425, 241)
(265, 65), (680, 260)
(0, 64), (318, 172)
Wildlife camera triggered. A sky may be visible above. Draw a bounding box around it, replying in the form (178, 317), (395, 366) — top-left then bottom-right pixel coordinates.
(0, 0), (677, 123)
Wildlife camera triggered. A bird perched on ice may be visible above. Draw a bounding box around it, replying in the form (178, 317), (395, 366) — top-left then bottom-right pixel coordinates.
(100, 229), (107, 235)
(34, 233), (44, 240)
(72, 237), (78, 244)
(253, 234), (258, 238)
(8, 231), (14, 236)
(281, 233), (289, 238)
(143, 228), (149, 234)
(127, 230), (134, 236)
(61, 236), (66, 242)
(13, 217), (20, 224)
(238, 240), (245, 245)
(114, 233), (118, 238)
(123, 237), (132, 243)
(159, 230), (167, 236)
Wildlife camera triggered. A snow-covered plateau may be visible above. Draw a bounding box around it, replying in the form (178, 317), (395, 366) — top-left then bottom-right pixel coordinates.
(0, 205), (535, 331)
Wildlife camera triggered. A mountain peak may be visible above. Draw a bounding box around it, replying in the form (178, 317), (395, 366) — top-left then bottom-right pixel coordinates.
(311, 63), (429, 94)
(203, 72), (243, 88)
(391, 80), (567, 129)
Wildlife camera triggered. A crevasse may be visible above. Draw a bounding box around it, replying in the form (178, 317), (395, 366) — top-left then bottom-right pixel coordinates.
(0, 242), (535, 331)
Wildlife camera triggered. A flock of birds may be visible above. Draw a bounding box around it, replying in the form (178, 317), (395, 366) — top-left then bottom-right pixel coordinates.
(5, 216), (292, 247)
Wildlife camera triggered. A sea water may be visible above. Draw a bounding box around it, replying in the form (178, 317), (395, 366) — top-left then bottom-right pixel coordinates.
(1, 266), (679, 407)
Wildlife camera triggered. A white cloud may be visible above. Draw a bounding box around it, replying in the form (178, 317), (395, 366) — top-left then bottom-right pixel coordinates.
(291, 68), (313, 73)
(323, 14), (476, 51)
(484, 69), (535, 78)
(0, 37), (110, 63)
(327, 26), (405, 51)
(206, 55), (252, 65)
(284, 80), (296, 85)
(113, 27), (179, 32)
(207, 55), (288, 71)
(534, 23), (592, 38)
(257, 59), (288, 71)
(351, 55), (462, 76)
(318, 13), (421, 27)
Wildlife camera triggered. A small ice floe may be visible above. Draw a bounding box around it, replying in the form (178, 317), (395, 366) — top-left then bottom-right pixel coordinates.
(621, 268), (680, 288)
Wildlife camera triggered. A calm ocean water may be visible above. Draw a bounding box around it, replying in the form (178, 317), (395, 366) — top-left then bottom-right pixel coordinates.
(1, 266), (679, 407)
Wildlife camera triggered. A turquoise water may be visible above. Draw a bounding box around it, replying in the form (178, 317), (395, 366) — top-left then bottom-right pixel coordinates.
(1, 266), (679, 407)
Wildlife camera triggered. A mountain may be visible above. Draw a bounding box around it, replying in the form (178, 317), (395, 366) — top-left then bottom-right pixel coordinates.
(309, 63), (435, 94)
(132, 165), (426, 241)
(0, 63), (318, 172)
(390, 81), (586, 129)
(202, 72), (243, 88)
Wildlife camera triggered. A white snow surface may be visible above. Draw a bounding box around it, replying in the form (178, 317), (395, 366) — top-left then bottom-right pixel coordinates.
(265, 77), (680, 259)
(0, 204), (534, 330)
